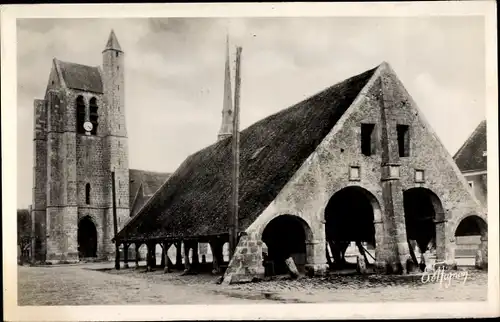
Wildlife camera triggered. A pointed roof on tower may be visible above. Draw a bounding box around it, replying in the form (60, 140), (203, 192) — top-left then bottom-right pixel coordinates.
(103, 29), (122, 52)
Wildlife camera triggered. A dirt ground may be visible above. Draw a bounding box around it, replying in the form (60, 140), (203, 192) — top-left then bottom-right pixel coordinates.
(18, 262), (487, 305)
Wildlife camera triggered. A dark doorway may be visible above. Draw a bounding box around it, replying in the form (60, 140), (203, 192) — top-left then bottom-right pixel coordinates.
(78, 216), (98, 258)
(403, 188), (441, 254)
(262, 215), (310, 275)
(325, 186), (377, 269)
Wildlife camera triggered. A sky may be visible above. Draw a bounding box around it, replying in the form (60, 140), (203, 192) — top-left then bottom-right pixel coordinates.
(17, 16), (486, 208)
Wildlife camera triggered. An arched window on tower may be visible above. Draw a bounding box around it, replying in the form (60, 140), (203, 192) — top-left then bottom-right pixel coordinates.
(85, 183), (91, 205)
(89, 97), (98, 135)
(76, 96), (86, 134)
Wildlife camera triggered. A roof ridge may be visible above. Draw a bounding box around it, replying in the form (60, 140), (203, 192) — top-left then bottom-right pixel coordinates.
(56, 59), (100, 69)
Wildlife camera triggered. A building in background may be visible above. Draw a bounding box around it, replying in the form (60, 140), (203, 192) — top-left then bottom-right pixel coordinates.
(31, 30), (170, 263)
(453, 120), (487, 208)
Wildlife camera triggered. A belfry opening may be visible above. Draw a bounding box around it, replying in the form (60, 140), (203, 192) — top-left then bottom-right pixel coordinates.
(78, 216), (98, 259)
(324, 186), (377, 271)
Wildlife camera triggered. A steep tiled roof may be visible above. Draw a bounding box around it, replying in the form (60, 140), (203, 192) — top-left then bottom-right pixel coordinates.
(115, 65), (378, 241)
(453, 120), (487, 172)
(129, 169), (171, 216)
(56, 59), (103, 93)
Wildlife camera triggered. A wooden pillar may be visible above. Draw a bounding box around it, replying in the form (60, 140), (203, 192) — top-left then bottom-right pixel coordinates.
(134, 243), (140, 269)
(192, 241), (199, 271)
(146, 243), (154, 272)
(160, 244), (166, 268)
(123, 243), (129, 268)
(183, 241), (191, 273)
(175, 241), (183, 269)
(209, 240), (223, 274)
(163, 241), (172, 273)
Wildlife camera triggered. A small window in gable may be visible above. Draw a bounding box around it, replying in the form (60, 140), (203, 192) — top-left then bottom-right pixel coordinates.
(397, 124), (410, 157)
(468, 181), (474, 189)
(89, 97), (98, 135)
(361, 123), (376, 156)
(85, 183), (91, 204)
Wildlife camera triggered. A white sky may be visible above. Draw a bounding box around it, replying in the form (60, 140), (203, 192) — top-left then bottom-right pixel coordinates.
(17, 17), (485, 208)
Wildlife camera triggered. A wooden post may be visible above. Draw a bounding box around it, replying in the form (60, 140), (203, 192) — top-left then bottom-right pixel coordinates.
(175, 241), (183, 269)
(123, 243), (129, 268)
(111, 171), (120, 270)
(229, 46), (242, 259)
(182, 241), (191, 274)
(192, 241), (199, 271)
(163, 241), (172, 273)
(160, 244), (166, 268)
(135, 243), (140, 269)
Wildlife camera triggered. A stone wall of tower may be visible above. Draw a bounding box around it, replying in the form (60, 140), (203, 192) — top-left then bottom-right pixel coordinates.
(45, 89), (79, 263)
(101, 40), (130, 258)
(32, 99), (48, 261)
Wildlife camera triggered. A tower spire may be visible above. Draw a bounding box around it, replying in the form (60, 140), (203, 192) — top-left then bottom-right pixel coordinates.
(217, 34), (234, 142)
(103, 29), (122, 52)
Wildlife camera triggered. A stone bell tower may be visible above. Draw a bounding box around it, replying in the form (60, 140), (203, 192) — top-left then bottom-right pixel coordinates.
(32, 30), (129, 263)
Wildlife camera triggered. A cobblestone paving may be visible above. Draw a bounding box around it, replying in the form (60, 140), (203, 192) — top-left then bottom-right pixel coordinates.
(18, 263), (487, 305)
(104, 265), (488, 303)
(17, 264), (267, 305)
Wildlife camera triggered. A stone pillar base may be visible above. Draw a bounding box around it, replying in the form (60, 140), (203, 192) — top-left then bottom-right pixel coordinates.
(304, 263), (329, 277)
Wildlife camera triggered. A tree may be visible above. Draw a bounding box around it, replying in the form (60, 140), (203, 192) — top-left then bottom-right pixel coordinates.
(17, 209), (31, 263)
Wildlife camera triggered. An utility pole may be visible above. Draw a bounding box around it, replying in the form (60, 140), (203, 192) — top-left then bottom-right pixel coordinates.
(30, 205), (35, 265)
(229, 46), (242, 259)
(112, 171), (120, 270)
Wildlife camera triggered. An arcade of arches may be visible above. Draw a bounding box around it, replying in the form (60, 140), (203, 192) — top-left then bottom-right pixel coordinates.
(110, 186), (487, 275)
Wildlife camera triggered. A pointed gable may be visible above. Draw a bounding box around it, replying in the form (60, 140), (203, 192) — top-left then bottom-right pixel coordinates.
(116, 66), (377, 241)
(453, 121), (487, 172)
(128, 169), (171, 217)
(55, 59), (103, 93)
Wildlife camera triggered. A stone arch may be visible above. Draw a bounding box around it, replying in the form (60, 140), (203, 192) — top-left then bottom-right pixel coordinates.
(76, 95), (86, 134)
(261, 214), (313, 275)
(454, 214), (487, 267)
(78, 215), (98, 258)
(324, 186), (381, 269)
(403, 187), (445, 260)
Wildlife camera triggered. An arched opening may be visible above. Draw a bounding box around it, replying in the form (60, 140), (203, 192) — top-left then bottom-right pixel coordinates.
(325, 186), (378, 270)
(89, 97), (98, 135)
(403, 188), (445, 263)
(78, 216), (97, 258)
(455, 215), (487, 266)
(262, 215), (312, 276)
(76, 96), (86, 134)
(85, 183), (91, 205)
